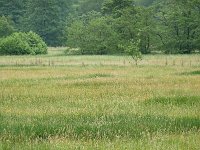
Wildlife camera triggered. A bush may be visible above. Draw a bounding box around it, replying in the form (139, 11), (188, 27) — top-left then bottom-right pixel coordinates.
(0, 32), (32, 55)
(119, 39), (142, 65)
(0, 31), (47, 55)
(26, 31), (47, 54)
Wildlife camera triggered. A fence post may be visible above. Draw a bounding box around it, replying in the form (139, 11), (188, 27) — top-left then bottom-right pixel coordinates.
(165, 58), (168, 66)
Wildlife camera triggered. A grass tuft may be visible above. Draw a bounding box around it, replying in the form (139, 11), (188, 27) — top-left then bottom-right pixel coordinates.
(1, 114), (200, 142)
(180, 70), (200, 76)
(144, 96), (200, 107)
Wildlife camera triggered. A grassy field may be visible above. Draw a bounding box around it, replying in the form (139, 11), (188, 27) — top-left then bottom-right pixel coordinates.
(0, 48), (200, 149)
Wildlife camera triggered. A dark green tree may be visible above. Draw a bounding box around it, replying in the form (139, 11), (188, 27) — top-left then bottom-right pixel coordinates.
(135, 7), (155, 54)
(102, 0), (135, 17)
(0, 0), (27, 27)
(135, 0), (156, 6)
(67, 15), (119, 55)
(102, 0), (140, 54)
(76, 0), (105, 15)
(22, 0), (72, 46)
(0, 16), (15, 38)
(154, 0), (200, 53)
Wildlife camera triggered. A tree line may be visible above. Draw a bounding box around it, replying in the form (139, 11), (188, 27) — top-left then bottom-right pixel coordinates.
(0, 0), (200, 55)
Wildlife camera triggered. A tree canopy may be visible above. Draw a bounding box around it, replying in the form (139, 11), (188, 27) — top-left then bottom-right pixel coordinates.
(0, 0), (200, 54)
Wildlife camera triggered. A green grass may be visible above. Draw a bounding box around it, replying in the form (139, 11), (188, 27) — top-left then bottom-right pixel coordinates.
(144, 96), (200, 106)
(0, 48), (200, 149)
(181, 70), (200, 76)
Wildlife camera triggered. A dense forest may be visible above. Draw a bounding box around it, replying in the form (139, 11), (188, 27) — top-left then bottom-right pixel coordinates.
(0, 0), (200, 55)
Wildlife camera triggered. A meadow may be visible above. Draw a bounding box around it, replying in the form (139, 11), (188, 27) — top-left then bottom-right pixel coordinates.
(0, 48), (200, 149)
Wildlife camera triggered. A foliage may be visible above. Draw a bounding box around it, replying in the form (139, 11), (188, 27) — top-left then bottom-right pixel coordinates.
(153, 0), (200, 54)
(0, 0), (27, 26)
(68, 0), (200, 54)
(0, 16), (15, 38)
(21, 0), (72, 46)
(67, 15), (119, 55)
(0, 32), (31, 55)
(76, 0), (105, 15)
(135, 7), (155, 54)
(0, 32), (47, 55)
(119, 39), (142, 65)
(102, 0), (135, 17)
(67, 0), (141, 56)
(26, 31), (48, 55)
(135, 0), (156, 6)
(0, 0), (200, 54)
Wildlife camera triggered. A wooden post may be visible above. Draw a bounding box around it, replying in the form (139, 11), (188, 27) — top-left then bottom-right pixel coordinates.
(123, 60), (126, 66)
(82, 62), (85, 67)
(165, 58), (168, 66)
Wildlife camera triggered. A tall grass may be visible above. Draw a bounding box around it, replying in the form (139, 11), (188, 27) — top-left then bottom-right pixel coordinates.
(0, 50), (200, 149)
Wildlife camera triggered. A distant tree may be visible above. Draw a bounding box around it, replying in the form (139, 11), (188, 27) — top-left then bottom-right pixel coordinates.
(79, 11), (102, 25)
(102, 0), (135, 17)
(0, 0), (27, 27)
(102, 0), (140, 54)
(67, 15), (119, 55)
(119, 39), (142, 65)
(22, 0), (72, 46)
(0, 16), (15, 38)
(66, 11), (102, 54)
(76, 0), (105, 14)
(135, 7), (155, 54)
(67, 0), (200, 55)
(153, 0), (200, 53)
(135, 0), (156, 6)
(84, 16), (119, 54)
(67, 21), (86, 54)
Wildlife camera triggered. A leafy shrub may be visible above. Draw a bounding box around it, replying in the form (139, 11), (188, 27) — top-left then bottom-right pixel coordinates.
(0, 32), (32, 55)
(119, 39), (142, 65)
(26, 31), (47, 54)
(0, 31), (47, 55)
